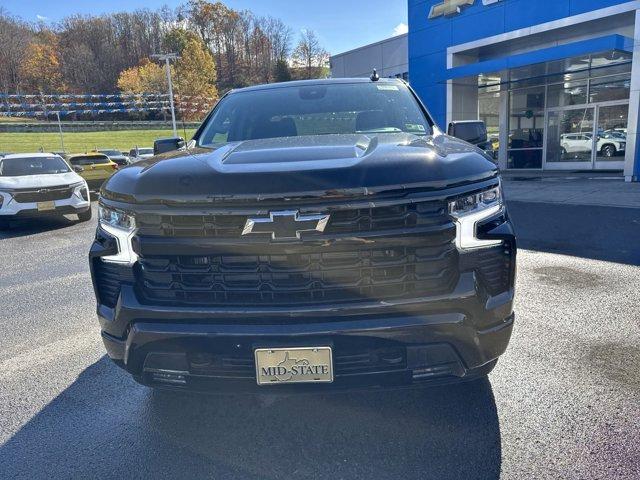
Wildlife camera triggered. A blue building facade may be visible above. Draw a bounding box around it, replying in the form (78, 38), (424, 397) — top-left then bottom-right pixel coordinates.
(408, 0), (640, 180)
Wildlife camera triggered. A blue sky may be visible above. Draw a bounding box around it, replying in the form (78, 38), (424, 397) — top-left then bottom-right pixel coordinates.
(1, 0), (408, 55)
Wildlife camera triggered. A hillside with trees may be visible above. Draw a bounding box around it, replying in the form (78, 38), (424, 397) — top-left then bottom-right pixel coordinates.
(0, 1), (330, 101)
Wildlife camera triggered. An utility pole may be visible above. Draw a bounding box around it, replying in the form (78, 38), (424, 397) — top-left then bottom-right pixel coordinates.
(151, 53), (179, 137)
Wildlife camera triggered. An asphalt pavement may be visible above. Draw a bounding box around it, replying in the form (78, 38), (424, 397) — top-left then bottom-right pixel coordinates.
(0, 200), (639, 479)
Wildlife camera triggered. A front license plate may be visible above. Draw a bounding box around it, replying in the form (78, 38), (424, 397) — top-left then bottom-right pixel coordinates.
(37, 201), (55, 211)
(255, 347), (333, 385)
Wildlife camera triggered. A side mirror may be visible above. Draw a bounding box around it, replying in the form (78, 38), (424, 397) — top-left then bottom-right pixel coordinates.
(447, 121), (488, 146)
(73, 165), (84, 173)
(154, 137), (186, 155)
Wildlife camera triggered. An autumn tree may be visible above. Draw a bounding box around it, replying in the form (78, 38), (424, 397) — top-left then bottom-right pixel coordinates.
(174, 38), (218, 119)
(163, 27), (200, 56)
(1, 3), (310, 97)
(0, 9), (32, 94)
(117, 58), (168, 94)
(57, 10), (171, 94)
(20, 31), (65, 94)
(185, 1), (294, 90)
(291, 30), (329, 80)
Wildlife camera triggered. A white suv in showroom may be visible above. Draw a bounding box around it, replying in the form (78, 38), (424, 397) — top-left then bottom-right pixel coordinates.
(561, 132), (626, 158)
(0, 153), (91, 230)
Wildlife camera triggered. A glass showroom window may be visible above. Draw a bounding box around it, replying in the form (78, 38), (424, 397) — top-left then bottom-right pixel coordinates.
(547, 81), (588, 108)
(479, 84), (500, 160)
(589, 73), (631, 103)
(508, 85), (545, 169)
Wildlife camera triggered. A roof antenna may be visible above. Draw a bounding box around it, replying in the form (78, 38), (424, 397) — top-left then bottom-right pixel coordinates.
(370, 68), (380, 82)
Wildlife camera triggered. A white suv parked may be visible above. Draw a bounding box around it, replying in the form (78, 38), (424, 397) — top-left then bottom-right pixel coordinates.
(0, 153), (91, 230)
(560, 132), (626, 158)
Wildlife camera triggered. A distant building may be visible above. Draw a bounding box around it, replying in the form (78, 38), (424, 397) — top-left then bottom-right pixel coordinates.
(330, 34), (408, 81)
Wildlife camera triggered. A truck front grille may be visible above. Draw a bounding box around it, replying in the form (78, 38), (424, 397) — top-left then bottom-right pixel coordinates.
(137, 239), (458, 306)
(134, 197), (460, 307)
(136, 201), (450, 238)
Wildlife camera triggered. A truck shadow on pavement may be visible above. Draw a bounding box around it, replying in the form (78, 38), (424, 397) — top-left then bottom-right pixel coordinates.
(0, 356), (501, 480)
(507, 201), (640, 266)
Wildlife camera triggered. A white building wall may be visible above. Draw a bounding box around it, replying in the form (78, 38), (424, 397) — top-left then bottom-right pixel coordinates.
(330, 34), (408, 79)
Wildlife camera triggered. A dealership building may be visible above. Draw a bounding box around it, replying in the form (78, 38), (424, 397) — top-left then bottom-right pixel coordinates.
(331, 0), (640, 181)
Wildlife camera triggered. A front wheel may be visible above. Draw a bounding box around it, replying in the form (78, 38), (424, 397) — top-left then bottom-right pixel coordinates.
(601, 144), (616, 158)
(78, 209), (92, 222)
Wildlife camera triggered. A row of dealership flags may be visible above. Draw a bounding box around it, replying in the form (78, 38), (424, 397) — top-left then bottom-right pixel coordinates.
(0, 93), (210, 100)
(2, 100), (170, 110)
(0, 107), (213, 117)
(0, 94), (216, 117)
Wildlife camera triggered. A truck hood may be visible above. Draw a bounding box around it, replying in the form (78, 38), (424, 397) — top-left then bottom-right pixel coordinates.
(0, 171), (83, 190)
(102, 133), (498, 204)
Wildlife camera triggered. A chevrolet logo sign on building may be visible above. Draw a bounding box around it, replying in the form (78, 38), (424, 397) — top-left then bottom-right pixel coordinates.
(429, 0), (501, 19)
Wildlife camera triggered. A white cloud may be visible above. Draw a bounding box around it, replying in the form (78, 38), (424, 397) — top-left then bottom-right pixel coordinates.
(392, 22), (408, 36)
(36, 15), (48, 22)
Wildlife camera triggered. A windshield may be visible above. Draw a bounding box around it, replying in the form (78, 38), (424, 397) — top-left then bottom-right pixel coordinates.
(0, 156), (70, 176)
(602, 132), (625, 139)
(138, 148), (153, 155)
(99, 150), (122, 156)
(197, 82), (431, 146)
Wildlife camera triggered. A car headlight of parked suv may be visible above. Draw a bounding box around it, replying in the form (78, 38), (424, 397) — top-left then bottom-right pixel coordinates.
(98, 204), (137, 264)
(72, 181), (90, 201)
(0, 191), (12, 210)
(449, 185), (503, 249)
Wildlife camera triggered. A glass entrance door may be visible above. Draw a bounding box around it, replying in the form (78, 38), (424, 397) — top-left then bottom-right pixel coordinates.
(544, 103), (628, 170)
(594, 103), (628, 170)
(545, 107), (595, 169)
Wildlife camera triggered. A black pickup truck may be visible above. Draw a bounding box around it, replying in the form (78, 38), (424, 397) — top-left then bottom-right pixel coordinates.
(90, 78), (516, 393)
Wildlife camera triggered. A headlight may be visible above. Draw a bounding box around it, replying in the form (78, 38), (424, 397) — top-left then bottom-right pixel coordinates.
(0, 191), (10, 209)
(72, 182), (89, 201)
(98, 204), (137, 264)
(99, 204), (135, 231)
(449, 185), (503, 249)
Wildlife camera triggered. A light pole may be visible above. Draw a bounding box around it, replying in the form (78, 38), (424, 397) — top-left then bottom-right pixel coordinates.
(56, 112), (65, 152)
(151, 53), (179, 137)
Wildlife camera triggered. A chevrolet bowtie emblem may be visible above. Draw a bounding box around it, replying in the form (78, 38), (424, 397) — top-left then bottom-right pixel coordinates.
(429, 0), (501, 19)
(242, 210), (330, 240)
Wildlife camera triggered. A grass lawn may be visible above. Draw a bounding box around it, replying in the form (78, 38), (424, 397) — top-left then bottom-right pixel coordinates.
(0, 128), (197, 154)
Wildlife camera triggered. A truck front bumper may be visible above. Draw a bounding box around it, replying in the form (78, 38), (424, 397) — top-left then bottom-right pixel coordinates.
(97, 274), (514, 393)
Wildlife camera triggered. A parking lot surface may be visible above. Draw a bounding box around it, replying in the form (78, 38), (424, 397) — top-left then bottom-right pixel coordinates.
(0, 201), (639, 479)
